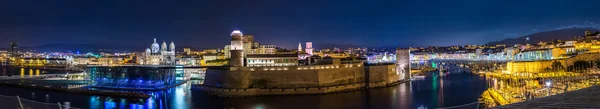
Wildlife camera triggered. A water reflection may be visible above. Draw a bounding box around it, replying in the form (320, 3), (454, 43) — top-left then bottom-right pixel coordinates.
(0, 66), (74, 77)
(87, 80), (198, 109)
(0, 67), (491, 109)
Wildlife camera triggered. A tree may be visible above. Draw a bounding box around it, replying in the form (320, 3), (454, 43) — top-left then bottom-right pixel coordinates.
(595, 60), (600, 69)
(568, 60), (591, 73)
(551, 61), (564, 71)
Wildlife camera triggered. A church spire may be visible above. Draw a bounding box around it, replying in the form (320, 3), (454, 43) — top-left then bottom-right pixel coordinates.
(169, 41), (175, 51)
(161, 40), (167, 52)
(298, 42), (303, 52)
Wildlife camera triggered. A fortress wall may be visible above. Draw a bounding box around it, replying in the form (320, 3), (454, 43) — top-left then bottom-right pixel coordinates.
(316, 64), (365, 86)
(203, 67), (251, 88)
(201, 63), (404, 96)
(365, 64), (400, 87)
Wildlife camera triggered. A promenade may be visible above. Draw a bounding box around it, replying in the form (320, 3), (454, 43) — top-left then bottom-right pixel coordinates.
(494, 85), (600, 108)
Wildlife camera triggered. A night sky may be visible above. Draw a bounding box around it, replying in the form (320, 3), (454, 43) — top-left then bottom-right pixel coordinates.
(2, 0), (600, 49)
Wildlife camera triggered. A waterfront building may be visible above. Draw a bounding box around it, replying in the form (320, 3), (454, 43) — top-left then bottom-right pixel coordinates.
(177, 55), (200, 66)
(72, 56), (126, 65)
(246, 54), (298, 67)
(515, 48), (553, 61)
(139, 38), (177, 65)
(88, 66), (177, 89)
(18, 57), (68, 66)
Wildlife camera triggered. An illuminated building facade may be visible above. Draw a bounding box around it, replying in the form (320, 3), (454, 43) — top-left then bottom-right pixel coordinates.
(515, 49), (553, 61)
(140, 38), (177, 65)
(246, 54), (298, 67)
(17, 58), (68, 66)
(73, 56), (125, 65)
(367, 53), (395, 63)
(256, 45), (276, 54)
(305, 42), (313, 55)
(183, 48), (191, 55)
(88, 66), (177, 89)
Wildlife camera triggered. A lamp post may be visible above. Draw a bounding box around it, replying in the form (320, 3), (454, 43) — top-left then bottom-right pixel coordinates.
(545, 80), (552, 96)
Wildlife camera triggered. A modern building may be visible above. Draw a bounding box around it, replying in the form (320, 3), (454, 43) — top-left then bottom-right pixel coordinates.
(140, 38), (177, 65)
(9, 41), (19, 58)
(88, 66), (177, 89)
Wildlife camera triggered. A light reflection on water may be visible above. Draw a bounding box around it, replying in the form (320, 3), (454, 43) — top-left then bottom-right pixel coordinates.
(0, 65), (494, 109)
(88, 80), (196, 109)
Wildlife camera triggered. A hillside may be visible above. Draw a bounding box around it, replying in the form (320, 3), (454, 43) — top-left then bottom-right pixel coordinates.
(486, 28), (599, 45)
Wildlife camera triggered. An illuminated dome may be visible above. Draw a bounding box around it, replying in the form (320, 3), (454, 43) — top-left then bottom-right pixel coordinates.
(145, 48), (151, 53)
(151, 38), (160, 53)
(231, 30), (243, 36)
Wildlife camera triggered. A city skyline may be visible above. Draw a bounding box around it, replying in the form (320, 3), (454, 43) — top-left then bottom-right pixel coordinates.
(3, 0), (600, 49)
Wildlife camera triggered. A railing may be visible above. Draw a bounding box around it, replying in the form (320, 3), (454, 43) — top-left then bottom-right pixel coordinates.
(0, 94), (81, 109)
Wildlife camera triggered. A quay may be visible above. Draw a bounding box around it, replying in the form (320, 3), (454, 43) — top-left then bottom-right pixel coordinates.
(494, 85), (600, 108)
(0, 80), (151, 99)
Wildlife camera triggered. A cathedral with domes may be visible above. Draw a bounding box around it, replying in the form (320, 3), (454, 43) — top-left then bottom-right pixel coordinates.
(140, 38), (176, 65)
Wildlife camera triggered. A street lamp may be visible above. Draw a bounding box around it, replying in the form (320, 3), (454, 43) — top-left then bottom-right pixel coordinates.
(545, 80), (552, 87)
(545, 80), (552, 96)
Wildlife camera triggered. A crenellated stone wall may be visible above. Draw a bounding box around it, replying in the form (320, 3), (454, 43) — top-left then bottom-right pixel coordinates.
(201, 63), (404, 96)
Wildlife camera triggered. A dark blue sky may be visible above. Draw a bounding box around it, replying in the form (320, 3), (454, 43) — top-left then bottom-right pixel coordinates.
(2, 0), (600, 49)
